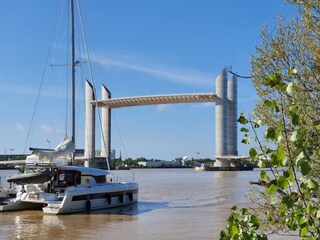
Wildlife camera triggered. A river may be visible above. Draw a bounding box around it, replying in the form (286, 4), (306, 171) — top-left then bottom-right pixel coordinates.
(0, 169), (293, 240)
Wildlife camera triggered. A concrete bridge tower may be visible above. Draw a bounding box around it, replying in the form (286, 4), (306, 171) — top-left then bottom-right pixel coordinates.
(215, 69), (238, 167)
(215, 69), (228, 163)
(84, 80), (95, 164)
(228, 74), (238, 156)
(100, 84), (111, 163)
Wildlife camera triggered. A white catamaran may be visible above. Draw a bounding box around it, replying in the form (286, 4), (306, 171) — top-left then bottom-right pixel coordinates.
(0, 0), (138, 214)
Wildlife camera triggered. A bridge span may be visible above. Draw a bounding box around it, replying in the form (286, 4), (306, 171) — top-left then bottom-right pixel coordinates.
(84, 69), (238, 169)
(94, 93), (217, 109)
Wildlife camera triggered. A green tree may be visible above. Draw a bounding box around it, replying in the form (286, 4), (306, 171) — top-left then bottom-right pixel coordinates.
(251, 0), (320, 178)
(221, 1), (320, 239)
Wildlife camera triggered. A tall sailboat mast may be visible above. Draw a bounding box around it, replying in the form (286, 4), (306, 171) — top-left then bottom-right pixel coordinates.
(71, 0), (76, 164)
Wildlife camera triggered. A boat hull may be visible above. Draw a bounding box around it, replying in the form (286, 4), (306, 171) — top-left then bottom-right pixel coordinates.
(0, 194), (45, 212)
(195, 166), (254, 171)
(42, 182), (138, 214)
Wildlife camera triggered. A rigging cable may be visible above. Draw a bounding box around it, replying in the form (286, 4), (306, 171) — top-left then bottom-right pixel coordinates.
(76, 0), (111, 171)
(226, 66), (252, 79)
(23, 2), (67, 153)
(78, 4), (131, 162)
(112, 113), (129, 160)
(24, 51), (52, 154)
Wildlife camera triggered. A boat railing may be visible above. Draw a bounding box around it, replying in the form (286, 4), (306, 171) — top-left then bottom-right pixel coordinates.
(25, 184), (46, 193)
(0, 186), (7, 198)
(109, 172), (136, 183)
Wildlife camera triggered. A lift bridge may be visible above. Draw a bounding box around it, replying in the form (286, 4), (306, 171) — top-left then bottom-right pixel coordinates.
(83, 68), (248, 169)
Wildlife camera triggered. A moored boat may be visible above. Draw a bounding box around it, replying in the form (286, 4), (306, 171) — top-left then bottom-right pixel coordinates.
(20, 165), (138, 214)
(0, 0), (139, 214)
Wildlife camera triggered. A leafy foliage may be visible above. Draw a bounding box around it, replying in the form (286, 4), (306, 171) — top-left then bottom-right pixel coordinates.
(221, 1), (319, 239)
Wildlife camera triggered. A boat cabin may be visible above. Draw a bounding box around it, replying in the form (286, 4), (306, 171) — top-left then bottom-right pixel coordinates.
(52, 166), (110, 191)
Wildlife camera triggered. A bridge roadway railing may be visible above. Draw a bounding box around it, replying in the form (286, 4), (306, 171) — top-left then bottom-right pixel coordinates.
(93, 93), (217, 109)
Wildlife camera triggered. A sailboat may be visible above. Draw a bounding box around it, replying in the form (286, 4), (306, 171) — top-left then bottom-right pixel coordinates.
(0, 0), (138, 214)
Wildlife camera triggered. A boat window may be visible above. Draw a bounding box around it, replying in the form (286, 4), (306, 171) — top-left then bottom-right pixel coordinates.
(58, 170), (81, 186)
(93, 175), (106, 183)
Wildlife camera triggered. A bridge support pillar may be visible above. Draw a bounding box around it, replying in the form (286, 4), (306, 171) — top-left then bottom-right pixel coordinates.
(215, 69), (238, 167)
(215, 68), (229, 167)
(228, 74), (238, 155)
(101, 85), (111, 164)
(84, 80), (95, 165)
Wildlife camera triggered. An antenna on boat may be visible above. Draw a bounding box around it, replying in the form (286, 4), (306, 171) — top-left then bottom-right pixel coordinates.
(71, 0), (76, 165)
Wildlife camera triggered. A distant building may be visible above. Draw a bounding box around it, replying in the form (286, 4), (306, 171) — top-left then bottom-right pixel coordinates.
(138, 160), (182, 168)
(110, 149), (116, 161)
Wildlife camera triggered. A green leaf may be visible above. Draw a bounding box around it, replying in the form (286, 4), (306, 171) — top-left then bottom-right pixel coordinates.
(249, 148), (258, 160)
(289, 105), (298, 114)
(289, 105), (300, 126)
(260, 171), (268, 180)
(250, 215), (260, 228)
(288, 67), (297, 76)
(307, 179), (319, 190)
(270, 196), (278, 205)
(282, 195), (294, 208)
(300, 182), (308, 191)
(270, 152), (280, 166)
(267, 183), (277, 194)
(300, 160), (311, 176)
(300, 227), (309, 237)
(241, 134), (251, 144)
(231, 205), (237, 211)
(263, 100), (273, 108)
(277, 176), (288, 189)
(263, 100), (279, 112)
(276, 145), (286, 166)
(265, 127), (276, 140)
(295, 152), (306, 166)
(279, 202), (287, 215)
(297, 216), (308, 227)
(240, 208), (248, 215)
(286, 82), (295, 94)
(278, 82), (287, 91)
(240, 127), (249, 133)
(291, 113), (300, 126)
(273, 100), (280, 112)
(238, 115), (248, 124)
(283, 169), (294, 185)
(306, 203), (316, 215)
(231, 225), (239, 237)
(265, 73), (282, 87)
(258, 159), (266, 168)
(290, 130), (298, 142)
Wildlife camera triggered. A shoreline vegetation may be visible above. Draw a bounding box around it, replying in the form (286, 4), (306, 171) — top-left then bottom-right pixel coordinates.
(0, 154), (216, 169)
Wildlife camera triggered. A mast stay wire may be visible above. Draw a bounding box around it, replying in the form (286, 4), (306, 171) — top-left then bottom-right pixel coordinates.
(24, 2), (68, 153)
(112, 113), (129, 160)
(76, 0), (111, 171)
(77, 2), (131, 162)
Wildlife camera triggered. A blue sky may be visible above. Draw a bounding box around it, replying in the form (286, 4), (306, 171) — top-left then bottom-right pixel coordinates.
(0, 1), (296, 160)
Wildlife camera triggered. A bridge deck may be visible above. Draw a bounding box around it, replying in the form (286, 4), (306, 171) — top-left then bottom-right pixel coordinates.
(94, 93), (217, 109)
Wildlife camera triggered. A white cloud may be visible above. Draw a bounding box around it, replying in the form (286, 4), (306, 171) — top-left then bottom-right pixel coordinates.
(156, 104), (175, 112)
(92, 54), (214, 87)
(16, 123), (26, 133)
(192, 102), (214, 108)
(40, 124), (63, 135)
